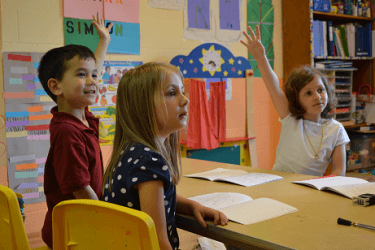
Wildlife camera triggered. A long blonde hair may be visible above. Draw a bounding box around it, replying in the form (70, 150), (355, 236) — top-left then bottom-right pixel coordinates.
(102, 62), (183, 194)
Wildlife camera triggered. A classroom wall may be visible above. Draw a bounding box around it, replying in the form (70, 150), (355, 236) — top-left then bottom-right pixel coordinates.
(0, 0), (283, 235)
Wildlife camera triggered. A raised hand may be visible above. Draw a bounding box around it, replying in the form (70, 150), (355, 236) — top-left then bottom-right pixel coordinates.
(92, 12), (113, 43)
(240, 25), (266, 60)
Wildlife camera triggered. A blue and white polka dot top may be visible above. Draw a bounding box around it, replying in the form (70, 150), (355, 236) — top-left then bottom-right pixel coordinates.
(103, 142), (179, 250)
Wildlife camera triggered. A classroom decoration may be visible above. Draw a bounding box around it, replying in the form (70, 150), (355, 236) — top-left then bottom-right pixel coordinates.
(186, 79), (219, 150)
(148, 0), (184, 10)
(184, 0), (215, 41)
(170, 43), (251, 78)
(64, 18), (140, 55)
(216, 0), (244, 43)
(63, 0), (140, 55)
(2, 52), (55, 205)
(88, 60), (142, 145)
(247, 0), (274, 77)
(64, 0), (103, 20)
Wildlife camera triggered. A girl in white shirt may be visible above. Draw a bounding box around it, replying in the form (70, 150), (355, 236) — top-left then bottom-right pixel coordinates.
(241, 26), (350, 176)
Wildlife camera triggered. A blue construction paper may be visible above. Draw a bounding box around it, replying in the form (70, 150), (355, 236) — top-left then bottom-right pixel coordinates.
(219, 0), (240, 30)
(105, 20), (140, 55)
(188, 0), (210, 30)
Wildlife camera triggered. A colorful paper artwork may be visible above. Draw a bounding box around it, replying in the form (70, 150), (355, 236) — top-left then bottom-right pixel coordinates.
(170, 43), (251, 78)
(247, 0), (274, 77)
(3, 52), (55, 204)
(63, 0), (140, 55)
(64, 18), (140, 55)
(89, 60), (142, 145)
(188, 0), (211, 30)
(219, 0), (240, 30)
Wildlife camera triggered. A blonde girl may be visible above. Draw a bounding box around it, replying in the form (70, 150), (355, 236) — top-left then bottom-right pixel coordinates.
(102, 62), (228, 250)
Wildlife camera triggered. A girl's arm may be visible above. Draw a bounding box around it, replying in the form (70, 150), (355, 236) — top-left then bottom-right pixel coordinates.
(240, 25), (290, 119)
(138, 181), (173, 250)
(92, 13), (112, 74)
(331, 144), (346, 176)
(176, 194), (228, 228)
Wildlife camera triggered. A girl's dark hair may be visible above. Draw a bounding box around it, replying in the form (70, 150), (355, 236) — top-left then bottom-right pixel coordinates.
(283, 65), (335, 119)
(38, 45), (96, 103)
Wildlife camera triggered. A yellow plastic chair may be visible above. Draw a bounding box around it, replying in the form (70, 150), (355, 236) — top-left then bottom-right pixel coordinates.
(0, 184), (48, 250)
(52, 199), (160, 250)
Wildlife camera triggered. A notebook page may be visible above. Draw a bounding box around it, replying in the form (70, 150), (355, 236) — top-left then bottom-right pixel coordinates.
(325, 183), (375, 199)
(188, 192), (253, 210)
(184, 168), (249, 181)
(293, 176), (368, 190)
(219, 173), (283, 187)
(218, 198), (298, 225)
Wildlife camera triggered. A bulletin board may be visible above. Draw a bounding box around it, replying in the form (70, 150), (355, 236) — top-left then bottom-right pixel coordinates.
(3, 52), (54, 205)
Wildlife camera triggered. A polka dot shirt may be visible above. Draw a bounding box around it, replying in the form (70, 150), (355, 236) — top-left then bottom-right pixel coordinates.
(103, 143), (179, 250)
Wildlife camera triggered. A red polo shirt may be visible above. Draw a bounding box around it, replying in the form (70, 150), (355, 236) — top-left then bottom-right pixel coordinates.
(42, 107), (103, 248)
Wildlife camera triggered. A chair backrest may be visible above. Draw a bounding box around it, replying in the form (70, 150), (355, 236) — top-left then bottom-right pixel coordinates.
(0, 184), (31, 250)
(52, 199), (161, 250)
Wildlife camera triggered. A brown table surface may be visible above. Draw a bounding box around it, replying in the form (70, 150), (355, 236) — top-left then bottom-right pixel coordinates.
(176, 158), (375, 250)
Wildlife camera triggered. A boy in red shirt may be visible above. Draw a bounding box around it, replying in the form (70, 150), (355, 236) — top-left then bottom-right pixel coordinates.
(38, 15), (112, 248)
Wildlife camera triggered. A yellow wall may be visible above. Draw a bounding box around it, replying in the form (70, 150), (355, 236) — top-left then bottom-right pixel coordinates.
(0, 0), (283, 235)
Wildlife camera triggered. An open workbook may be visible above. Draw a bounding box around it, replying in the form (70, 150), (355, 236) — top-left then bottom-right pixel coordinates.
(292, 176), (375, 199)
(188, 192), (298, 225)
(184, 168), (283, 187)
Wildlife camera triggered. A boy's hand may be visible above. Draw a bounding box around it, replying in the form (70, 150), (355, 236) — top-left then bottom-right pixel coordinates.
(240, 25), (266, 60)
(192, 203), (229, 229)
(92, 12), (113, 43)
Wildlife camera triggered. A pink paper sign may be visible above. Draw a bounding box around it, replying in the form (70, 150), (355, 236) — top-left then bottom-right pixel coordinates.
(64, 0), (104, 20)
(104, 0), (139, 23)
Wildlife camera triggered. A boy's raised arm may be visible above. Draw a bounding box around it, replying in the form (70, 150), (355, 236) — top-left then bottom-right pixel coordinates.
(92, 13), (113, 74)
(241, 25), (290, 119)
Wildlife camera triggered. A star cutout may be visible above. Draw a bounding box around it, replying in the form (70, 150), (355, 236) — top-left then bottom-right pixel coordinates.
(179, 58), (184, 64)
(189, 59), (194, 64)
(183, 70), (187, 74)
(231, 67), (236, 72)
(228, 58), (234, 65)
(194, 68), (198, 73)
(223, 71), (228, 76)
(238, 70), (242, 75)
(238, 60), (242, 65)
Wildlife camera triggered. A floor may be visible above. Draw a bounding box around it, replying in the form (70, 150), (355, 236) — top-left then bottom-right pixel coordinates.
(27, 229), (200, 250)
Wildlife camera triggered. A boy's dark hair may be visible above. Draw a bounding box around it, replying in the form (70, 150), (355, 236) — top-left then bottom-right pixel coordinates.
(283, 65), (335, 119)
(38, 45), (96, 103)
(105, 66), (110, 71)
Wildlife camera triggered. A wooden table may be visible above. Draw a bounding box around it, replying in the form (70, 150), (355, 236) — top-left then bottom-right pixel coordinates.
(176, 158), (375, 250)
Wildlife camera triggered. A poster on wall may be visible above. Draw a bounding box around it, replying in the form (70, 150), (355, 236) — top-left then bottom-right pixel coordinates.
(63, 0), (140, 55)
(247, 0), (274, 77)
(3, 52), (55, 205)
(64, 18), (140, 55)
(89, 60), (143, 146)
(216, 0), (244, 43)
(184, 0), (215, 41)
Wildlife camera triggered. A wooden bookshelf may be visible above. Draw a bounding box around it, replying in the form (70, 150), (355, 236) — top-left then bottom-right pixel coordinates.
(282, 1), (375, 94)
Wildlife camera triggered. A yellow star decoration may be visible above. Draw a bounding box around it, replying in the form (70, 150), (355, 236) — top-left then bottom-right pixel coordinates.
(238, 70), (242, 75)
(228, 58), (234, 65)
(199, 45), (225, 77)
(223, 71), (228, 76)
(189, 59), (194, 64)
(177, 66), (180, 70)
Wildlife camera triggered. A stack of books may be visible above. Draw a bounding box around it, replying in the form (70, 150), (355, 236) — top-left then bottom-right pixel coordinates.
(315, 60), (356, 69)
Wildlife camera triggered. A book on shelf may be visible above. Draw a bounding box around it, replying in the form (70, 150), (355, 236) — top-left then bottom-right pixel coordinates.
(292, 176), (375, 199)
(337, 25), (349, 57)
(188, 192), (298, 225)
(327, 21), (335, 56)
(355, 22), (372, 57)
(184, 168), (283, 187)
(315, 60), (353, 69)
(313, 20), (320, 57)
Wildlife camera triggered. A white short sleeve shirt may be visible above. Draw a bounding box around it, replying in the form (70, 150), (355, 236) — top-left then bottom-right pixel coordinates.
(272, 114), (350, 176)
